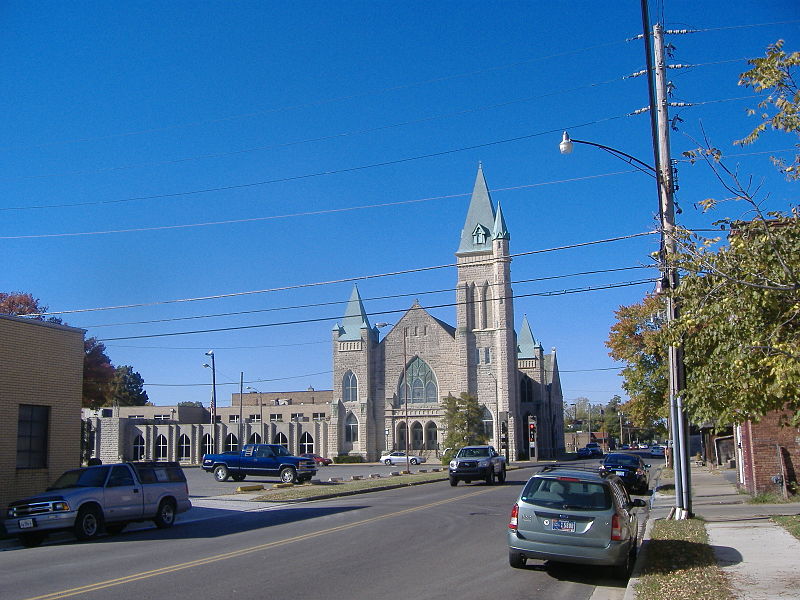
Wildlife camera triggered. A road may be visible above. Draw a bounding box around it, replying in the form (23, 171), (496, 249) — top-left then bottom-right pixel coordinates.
(0, 462), (651, 600)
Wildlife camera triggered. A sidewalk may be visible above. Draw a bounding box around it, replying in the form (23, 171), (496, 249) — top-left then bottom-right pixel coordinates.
(626, 466), (800, 599)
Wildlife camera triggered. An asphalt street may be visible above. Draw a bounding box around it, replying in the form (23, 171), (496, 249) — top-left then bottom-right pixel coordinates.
(0, 462), (651, 600)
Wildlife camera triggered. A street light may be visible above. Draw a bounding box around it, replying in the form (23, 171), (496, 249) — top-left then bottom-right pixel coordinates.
(559, 130), (691, 517)
(203, 350), (217, 451)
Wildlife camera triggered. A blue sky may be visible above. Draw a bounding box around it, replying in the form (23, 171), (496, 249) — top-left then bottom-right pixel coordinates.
(2, 1), (798, 407)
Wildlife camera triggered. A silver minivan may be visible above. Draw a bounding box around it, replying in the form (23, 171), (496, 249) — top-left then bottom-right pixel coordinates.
(507, 465), (646, 578)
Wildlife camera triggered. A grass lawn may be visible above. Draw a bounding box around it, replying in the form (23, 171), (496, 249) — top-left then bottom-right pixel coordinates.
(772, 515), (800, 541)
(635, 518), (732, 600)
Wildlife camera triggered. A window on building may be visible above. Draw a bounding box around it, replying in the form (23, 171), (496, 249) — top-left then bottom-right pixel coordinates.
(397, 421), (407, 450)
(129, 415), (145, 420)
(520, 374), (535, 403)
(290, 413), (303, 421)
(249, 414), (261, 423)
(214, 415), (222, 423)
(343, 370), (358, 403)
(269, 414), (283, 422)
(178, 434), (191, 461)
(16, 404), (49, 468)
(228, 414), (240, 423)
(399, 357), (438, 404)
(481, 407), (494, 442)
(202, 433), (213, 456)
(411, 422), (423, 450)
(312, 412), (326, 421)
(300, 432), (314, 454)
(344, 413), (358, 443)
(249, 433), (262, 444)
(425, 422), (438, 450)
(153, 414), (170, 421)
(274, 432), (288, 450)
(225, 433), (239, 453)
(133, 434), (145, 460)
(156, 434), (168, 460)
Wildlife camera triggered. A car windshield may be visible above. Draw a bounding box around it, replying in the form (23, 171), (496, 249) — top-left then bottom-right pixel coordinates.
(604, 454), (639, 466)
(457, 448), (490, 458)
(520, 477), (611, 510)
(272, 446), (292, 457)
(48, 466), (110, 490)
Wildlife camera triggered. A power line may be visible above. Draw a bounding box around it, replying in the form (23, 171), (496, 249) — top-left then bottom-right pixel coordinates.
(145, 370), (333, 388)
(96, 278), (655, 342)
(0, 115), (629, 212)
(31, 231), (656, 316)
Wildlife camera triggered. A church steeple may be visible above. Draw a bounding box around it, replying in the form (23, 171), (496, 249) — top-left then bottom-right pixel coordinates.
(335, 284), (373, 341)
(517, 314), (540, 359)
(457, 164), (496, 254)
(493, 201), (510, 240)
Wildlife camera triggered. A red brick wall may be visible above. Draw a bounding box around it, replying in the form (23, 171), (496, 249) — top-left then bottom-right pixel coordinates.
(741, 411), (799, 495)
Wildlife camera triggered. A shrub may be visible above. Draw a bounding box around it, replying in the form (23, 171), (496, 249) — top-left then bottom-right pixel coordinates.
(333, 454), (365, 464)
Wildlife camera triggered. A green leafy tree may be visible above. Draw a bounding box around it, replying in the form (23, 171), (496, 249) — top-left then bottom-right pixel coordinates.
(108, 365), (149, 407)
(606, 295), (669, 430)
(177, 401), (204, 408)
(441, 393), (487, 463)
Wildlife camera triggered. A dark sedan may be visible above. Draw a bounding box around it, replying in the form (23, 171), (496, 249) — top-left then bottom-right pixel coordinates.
(599, 453), (650, 494)
(300, 453), (332, 466)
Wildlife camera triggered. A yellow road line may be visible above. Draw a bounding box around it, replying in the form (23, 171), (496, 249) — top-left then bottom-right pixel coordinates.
(24, 487), (495, 600)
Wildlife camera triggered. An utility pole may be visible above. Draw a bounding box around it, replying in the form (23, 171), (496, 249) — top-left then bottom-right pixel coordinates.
(653, 22), (692, 518)
(239, 372), (244, 450)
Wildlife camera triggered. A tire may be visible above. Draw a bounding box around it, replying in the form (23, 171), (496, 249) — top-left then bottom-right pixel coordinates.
(279, 466), (297, 484)
(485, 469), (495, 485)
(384, 459), (392, 466)
(153, 499), (176, 529)
(213, 465), (230, 482)
(231, 473), (246, 482)
(73, 506), (103, 541)
(19, 532), (46, 548)
(449, 476), (458, 487)
(614, 547), (635, 580)
(105, 522), (127, 535)
(509, 550), (526, 569)
(497, 467), (506, 484)
(410, 458), (418, 465)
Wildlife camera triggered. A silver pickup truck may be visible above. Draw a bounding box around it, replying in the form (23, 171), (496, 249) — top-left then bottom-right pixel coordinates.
(448, 445), (507, 486)
(4, 462), (191, 547)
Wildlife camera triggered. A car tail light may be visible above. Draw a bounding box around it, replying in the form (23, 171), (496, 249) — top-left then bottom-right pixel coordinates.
(508, 503), (519, 531)
(557, 476), (580, 482)
(611, 514), (622, 541)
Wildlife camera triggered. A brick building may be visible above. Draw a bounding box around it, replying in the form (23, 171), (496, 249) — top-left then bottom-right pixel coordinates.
(1, 315), (85, 512)
(736, 410), (799, 496)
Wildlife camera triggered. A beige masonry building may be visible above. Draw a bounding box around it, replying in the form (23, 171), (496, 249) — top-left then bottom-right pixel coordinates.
(84, 166), (564, 465)
(1, 315), (85, 511)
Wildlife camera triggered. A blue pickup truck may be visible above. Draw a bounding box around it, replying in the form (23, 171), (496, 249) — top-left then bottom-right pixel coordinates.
(202, 444), (317, 484)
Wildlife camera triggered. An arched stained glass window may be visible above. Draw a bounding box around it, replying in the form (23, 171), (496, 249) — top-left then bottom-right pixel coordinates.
(300, 432), (314, 454)
(343, 371), (358, 403)
(398, 357), (438, 404)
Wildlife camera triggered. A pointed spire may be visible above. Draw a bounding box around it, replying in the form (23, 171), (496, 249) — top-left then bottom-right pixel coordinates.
(517, 314), (538, 358)
(457, 163), (496, 254)
(339, 284), (372, 341)
(492, 201), (510, 240)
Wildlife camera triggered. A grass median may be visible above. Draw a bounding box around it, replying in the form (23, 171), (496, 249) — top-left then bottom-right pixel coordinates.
(251, 470), (449, 501)
(634, 518), (732, 600)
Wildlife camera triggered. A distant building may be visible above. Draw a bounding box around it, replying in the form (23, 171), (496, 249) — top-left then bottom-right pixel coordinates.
(1, 315), (85, 512)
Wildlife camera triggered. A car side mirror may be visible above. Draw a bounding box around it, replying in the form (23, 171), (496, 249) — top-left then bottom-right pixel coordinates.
(630, 499), (647, 508)
(645, 464), (651, 469)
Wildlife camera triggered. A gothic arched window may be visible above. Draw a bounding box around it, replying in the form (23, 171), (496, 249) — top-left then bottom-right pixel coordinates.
(343, 371), (358, 403)
(425, 422), (438, 450)
(225, 433), (239, 453)
(520, 374), (535, 404)
(178, 434), (191, 461)
(300, 432), (314, 454)
(344, 413), (358, 442)
(132, 434), (145, 461)
(399, 357), (438, 405)
(202, 433), (213, 456)
(156, 434), (168, 460)
(274, 432), (289, 449)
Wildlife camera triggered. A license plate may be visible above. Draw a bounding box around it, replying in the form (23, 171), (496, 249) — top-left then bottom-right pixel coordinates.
(552, 519), (576, 532)
(615, 470), (626, 476)
(18, 518), (34, 529)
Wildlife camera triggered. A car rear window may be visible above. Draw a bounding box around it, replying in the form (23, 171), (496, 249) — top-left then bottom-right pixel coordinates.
(520, 477), (611, 510)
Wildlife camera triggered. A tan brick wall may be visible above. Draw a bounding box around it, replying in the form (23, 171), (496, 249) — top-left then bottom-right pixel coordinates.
(0, 316), (84, 512)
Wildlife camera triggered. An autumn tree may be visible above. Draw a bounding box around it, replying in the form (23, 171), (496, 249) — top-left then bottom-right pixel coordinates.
(108, 365), (149, 407)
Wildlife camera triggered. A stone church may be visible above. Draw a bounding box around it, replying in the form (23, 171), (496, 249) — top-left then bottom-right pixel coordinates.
(327, 165), (564, 461)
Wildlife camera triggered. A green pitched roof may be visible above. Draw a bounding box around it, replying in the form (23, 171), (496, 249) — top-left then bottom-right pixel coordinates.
(336, 284), (373, 341)
(493, 201), (510, 240)
(517, 314), (540, 358)
(457, 164), (497, 254)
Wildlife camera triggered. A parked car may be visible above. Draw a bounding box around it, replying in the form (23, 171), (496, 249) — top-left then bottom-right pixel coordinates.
(507, 465), (646, 578)
(584, 442), (603, 457)
(576, 447), (592, 458)
(649, 445), (666, 458)
(202, 444), (317, 483)
(379, 451), (426, 466)
(448, 445), (506, 486)
(599, 453), (650, 494)
(4, 462), (191, 547)
(300, 453), (333, 466)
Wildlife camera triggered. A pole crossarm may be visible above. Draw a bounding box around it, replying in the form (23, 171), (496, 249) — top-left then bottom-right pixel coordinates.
(560, 133), (657, 178)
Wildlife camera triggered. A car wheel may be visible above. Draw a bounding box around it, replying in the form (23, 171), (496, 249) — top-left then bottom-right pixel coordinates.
(384, 459), (392, 466)
(485, 469), (495, 485)
(74, 506), (103, 541)
(449, 476), (458, 487)
(213, 465), (230, 482)
(154, 499), (176, 529)
(497, 467), (506, 484)
(105, 522), (127, 535)
(19, 532), (47, 548)
(279, 466), (297, 484)
(410, 458), (418, 465)
(231, 474), (246, 482)
(509, 550), (526, 569)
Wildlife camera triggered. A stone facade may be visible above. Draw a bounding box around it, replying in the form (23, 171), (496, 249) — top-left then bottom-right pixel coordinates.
(1, 315), (85, 511)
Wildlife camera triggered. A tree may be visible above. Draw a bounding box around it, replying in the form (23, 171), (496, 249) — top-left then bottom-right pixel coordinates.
(83, 338), (115, 409)
(606, 295), (669, 430)
(177, 401), (204, 408)
(108, 365), (149, 407)
(441, 393), (487, 462)
(0, 292), (61, 323)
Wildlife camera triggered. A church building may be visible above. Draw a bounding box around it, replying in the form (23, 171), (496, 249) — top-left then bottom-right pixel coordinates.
(327, 165), (564, 461)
